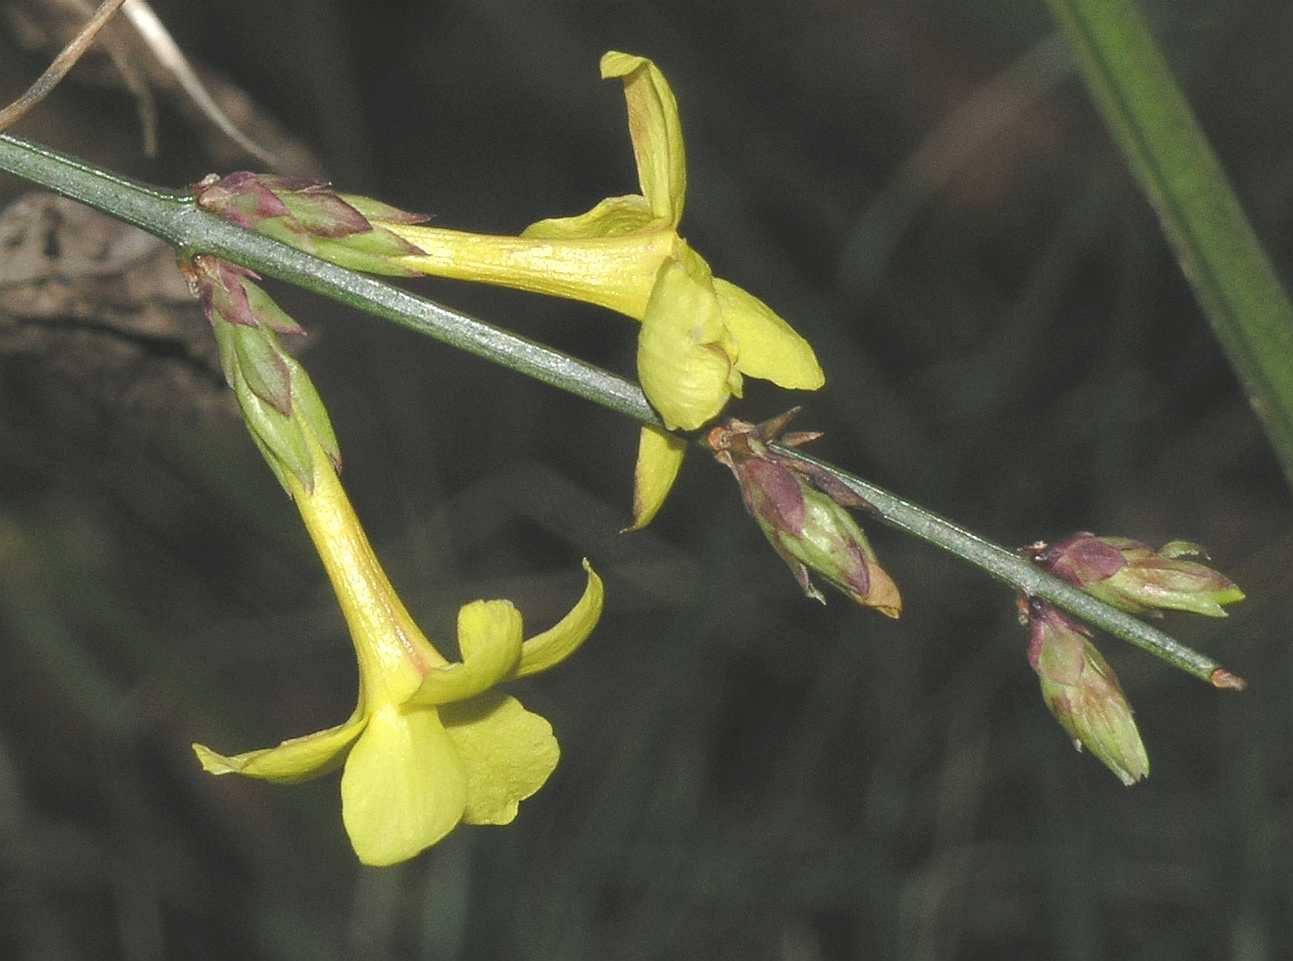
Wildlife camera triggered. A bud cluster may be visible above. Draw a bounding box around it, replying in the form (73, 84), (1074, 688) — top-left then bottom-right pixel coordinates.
(1019, 531), (1244, 785)
(707, 408), (901, 618)
(182, 255), (339, 494)
(1026, 532), (1244, 618)
(195, 172), (429, 276)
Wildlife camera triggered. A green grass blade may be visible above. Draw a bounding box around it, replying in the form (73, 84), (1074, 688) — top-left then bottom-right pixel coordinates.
(1046, 0), (1293, 489)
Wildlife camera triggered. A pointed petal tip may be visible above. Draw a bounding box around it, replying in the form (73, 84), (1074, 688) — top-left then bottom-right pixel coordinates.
(513, 560), (604, 678)
(191, 715), (366, 783)
(599, 50), (648, 80)
(629, 425), (687, 530)
(192, 743), (237, 775)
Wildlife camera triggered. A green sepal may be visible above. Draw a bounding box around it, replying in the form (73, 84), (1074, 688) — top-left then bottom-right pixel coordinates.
(231, 324), (293, 415)
(251, 216), (309, 247)
(287, 353), (342, 470)
(325, 225), (425, 259)
(251, 215), (421, 276)
(338, 193), (429, 226)
(212, 319), (239, 387)
(242, 282), (305, 335)
(311, 234), (424, 276)
(232, 362), (315, 494)
(277, 191), (370, 237)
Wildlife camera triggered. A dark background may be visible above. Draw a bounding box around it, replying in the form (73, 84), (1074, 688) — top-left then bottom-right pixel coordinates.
(1, 1), (1290, 958)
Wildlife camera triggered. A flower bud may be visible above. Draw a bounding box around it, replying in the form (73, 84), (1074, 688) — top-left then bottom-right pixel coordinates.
(1022, 598), (1149, 786)
(708, 409), (901, 617)
(1030, 532), (1244, 618)
(183, 255), (340, 493)
(195, 172), (430, 276)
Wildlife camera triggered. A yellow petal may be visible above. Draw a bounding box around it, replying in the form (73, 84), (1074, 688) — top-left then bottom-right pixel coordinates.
(627, 425), (687, 530)
(514, 559), (604, 678)
(411, 600), (524, 706)
(192, 711), (367, 784)
(637, 257), (739, 430)
(522, 194), (660, 240)
(713, 279), (825, 390)
(340, 704), (467, 866)
(441, 692), (559, 825)
(601, 51), (686, 226)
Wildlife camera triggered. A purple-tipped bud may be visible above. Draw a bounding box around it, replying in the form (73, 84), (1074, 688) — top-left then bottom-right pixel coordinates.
(195, 173), (430, 276)
(182, 255), (340, 493)
(1029, 532), (1244, 618)
(1022, 598), (1149, 786)
(707, 409), (901, 617)
(193, 171), (293, 229)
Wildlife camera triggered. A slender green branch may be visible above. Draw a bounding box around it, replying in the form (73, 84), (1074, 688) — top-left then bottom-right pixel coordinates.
(777, 446), (1240, 687)
(0, 134), (653, 422)
(0, 132), (1243, 687)
(1045, 0), (1293, 489)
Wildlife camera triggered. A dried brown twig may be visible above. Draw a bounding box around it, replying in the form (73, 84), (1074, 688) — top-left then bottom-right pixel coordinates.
(0, 0), (129, 132)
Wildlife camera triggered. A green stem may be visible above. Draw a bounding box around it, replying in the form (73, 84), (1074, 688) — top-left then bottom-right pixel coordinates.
(0, 132), (1243, 688)
(0, 134), (651, 421)
(777, 446), (1240, 687)
(1045, 0), (1293, 490)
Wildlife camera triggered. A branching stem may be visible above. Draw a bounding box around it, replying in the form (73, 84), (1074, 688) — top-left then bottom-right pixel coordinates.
(0, 132), (1243, 688)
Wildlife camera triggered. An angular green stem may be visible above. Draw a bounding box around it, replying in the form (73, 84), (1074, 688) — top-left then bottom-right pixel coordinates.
(0, 132), (1243, 687)
(1045, 0), (1293, 490)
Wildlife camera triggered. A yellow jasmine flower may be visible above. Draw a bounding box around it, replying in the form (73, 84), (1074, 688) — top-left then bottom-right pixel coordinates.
(194, 436), (604, 866)
(383, 51), (824, 527)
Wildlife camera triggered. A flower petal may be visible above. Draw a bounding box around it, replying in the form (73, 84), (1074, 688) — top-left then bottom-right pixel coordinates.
(637, 256), (739, 430)
(441, 692), (559, 825)
(411, 600), (524, 706)
(192, 711), (367, 784)
(522, 194), (660, 240)
(713, 279), (825, 390)
(340, 704), (467, 865)
(601, 51), (686, 226)
(514, 559), (604, 678)
(627, 425), (687, 531)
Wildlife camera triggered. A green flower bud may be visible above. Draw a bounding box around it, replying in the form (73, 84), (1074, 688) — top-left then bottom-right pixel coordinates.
(1024, 599), (1149, 786)
(1030, 532), (1244, 618)
(185, 255), (340, 493)
(708, 409), (901, 617)
(227, 344), (313, 493)
(195, 172), (429, 276)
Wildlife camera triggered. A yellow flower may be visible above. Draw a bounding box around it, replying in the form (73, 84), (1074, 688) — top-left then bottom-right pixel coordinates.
(384, 51), (824, 528)
(193, 437), (603, 866)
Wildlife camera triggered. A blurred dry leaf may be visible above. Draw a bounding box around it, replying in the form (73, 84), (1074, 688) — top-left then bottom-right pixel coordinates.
(0, 192), (228, 415)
